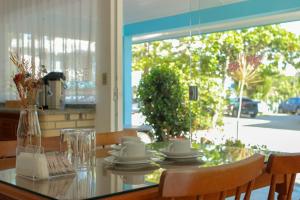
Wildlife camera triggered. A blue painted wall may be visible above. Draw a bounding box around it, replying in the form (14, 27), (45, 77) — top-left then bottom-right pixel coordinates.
(124, 0), (300, 36)
(123, 36), (132, 128)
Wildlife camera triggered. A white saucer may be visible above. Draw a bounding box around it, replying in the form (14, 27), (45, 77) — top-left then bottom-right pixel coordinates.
(160, 148), (201, 157)
(104, 156), (150, 165)
(163, 153), (203, 160)
(109, 150), (152, 161)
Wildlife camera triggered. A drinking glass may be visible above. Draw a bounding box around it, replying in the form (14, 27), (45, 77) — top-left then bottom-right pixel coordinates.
(60, 129), (79, 168)
(60, 129), (96, 170)
(81, 129), (96, 167)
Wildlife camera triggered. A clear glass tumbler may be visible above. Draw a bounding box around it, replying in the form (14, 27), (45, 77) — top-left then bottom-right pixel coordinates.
(81, 129), (96, 167)
(60, 129), (96, 170)
(60, 129), (80, 169)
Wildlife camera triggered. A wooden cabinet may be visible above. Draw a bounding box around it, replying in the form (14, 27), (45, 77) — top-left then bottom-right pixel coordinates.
(0, 112), (19, 141)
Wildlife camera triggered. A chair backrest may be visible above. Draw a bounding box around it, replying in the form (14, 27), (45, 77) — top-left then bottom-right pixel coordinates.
(96, 129), (137, 147)
(0, 140), (17, 170)
(0, 137), (64, 170)
(0, 137), (63, 156)
(0, 140), (17, 158)
(42, 136), (62, 152)
(159, 154), (265, 200)
(266, 153), (300, 200)
(0, 157), (16, 170)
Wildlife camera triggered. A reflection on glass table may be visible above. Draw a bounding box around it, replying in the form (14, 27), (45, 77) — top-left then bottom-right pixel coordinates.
(0, 143), (262, 200)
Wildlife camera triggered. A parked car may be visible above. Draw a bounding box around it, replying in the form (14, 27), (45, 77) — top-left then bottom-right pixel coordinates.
(278, 97), (300, 114)
(226, 97), (258, 118)
(257, 101), (270, 114)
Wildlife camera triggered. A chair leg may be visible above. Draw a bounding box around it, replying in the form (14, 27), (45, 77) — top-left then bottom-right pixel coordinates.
(235, 186), (241, 200)
(276, 175), (289, 200)
(277, 194), (287, 200)
(219, 191), (226, 200)
(244, 180), (254, 200)
(268, 175), (277, 200)
(287, 174), (296, 200)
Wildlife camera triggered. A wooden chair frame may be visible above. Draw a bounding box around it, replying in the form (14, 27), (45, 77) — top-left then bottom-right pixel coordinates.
(42, 136), (62, 152)
(0, 140), (17, 170)
(159, 154), (265, 200)
(0, 137), (62, 170)
(266, 153), (300, 200)
(0, 140), (17, 158)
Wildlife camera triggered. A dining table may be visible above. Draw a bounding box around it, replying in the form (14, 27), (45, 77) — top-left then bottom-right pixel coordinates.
(0, 142), (282, 200)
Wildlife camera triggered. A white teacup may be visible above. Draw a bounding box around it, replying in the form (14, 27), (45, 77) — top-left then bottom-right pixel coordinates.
(120, 141), (146, 158)
(120, 136), (141, 144)
(167, 139), (191, 153)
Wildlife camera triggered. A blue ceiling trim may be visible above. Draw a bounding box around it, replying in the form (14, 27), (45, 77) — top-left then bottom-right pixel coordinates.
(124, 0), (300, 36)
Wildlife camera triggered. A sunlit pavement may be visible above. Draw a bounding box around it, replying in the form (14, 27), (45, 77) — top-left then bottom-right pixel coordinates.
(195, 114), (300, 153)
(133, 112), (300, 153)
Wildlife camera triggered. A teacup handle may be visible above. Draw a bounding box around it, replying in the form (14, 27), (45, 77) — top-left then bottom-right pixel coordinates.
(120, 146), (127, 156)
(167, 143), (174, 152)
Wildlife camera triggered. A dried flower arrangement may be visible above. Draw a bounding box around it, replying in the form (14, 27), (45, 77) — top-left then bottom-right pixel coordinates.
(10, 52), (47, 108)
(10, 52), (48, 147)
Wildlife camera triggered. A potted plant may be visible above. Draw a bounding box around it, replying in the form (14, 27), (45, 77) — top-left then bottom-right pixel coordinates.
(137, 66), (190, 141)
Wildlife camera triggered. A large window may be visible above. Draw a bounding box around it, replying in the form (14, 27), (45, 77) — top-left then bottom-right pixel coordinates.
(132, 21), (300, 152)
(0, 0), (97, 104)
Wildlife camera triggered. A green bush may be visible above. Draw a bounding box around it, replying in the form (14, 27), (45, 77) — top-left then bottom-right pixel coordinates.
(137, 66), (190, 141)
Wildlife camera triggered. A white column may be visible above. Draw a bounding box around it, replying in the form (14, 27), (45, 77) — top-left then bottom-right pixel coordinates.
(95, 0), (123, 132)
(0, 2), (10, 101)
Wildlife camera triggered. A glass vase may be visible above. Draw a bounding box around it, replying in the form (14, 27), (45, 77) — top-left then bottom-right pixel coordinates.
(17, 105), (41, 148)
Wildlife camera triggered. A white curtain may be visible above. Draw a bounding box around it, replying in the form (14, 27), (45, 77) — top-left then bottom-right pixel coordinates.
(0, 0), (97, 104)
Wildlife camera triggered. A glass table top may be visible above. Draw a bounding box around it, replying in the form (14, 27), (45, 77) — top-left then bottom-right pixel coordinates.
(0, 143), (264, 200)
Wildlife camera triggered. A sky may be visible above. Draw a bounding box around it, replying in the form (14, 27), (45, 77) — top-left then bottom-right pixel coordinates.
(280, 20), (300, 36)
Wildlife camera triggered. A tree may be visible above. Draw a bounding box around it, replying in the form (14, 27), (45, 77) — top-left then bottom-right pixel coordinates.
(133, 38), (225, 131)
(228, 54), (262, 138)
(137, 66), (190, 141)
(132, 24), (300, 134)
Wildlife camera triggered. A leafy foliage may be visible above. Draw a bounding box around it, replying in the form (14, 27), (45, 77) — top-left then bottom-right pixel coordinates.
(137, 66), (190, 141)
(133, 24), (300, 133)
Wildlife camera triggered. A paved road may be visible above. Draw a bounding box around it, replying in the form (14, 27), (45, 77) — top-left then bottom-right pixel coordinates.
(133, 112), (300, 152)
(196, 114), (300, 153)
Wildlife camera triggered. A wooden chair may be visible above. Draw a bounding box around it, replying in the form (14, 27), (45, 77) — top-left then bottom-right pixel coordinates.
(0, 137), (64, 170)
(0, 140), (17, 170)
(159, 154), (265, 200)
(0, 137), (62, 169)
(42, 136), (62, 152)
(95, 130), (137, 157)
(0, 140), (17, 158)
(266, 153), (300, 200)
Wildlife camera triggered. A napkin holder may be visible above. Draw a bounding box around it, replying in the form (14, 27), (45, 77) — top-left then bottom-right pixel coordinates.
(16, 145), (49, 180)
(16, 145), (76, 181)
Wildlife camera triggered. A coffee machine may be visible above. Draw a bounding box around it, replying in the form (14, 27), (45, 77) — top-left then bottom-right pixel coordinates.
(38, 72), (66, 110)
